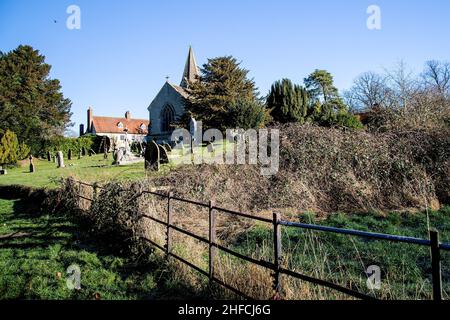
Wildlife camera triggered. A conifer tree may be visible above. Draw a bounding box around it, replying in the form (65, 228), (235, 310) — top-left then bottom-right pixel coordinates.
(185, 56), (259, 131)
(266, 79), (309, 123)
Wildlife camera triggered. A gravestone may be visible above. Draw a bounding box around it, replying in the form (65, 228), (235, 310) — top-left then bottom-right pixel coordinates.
(47, 151), (52, 162)
(158, 144), (169, 164)
(114, 149), (124, 165)
(56, 151), (65, 168)
(0, 166), (7, 175)
(144, 140), (160, 171)
(29, 155), (35, 173)
(163, 143), (172, 152)
(68, 149), (72, 160)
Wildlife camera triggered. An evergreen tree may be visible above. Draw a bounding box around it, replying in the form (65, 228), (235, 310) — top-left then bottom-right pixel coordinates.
(185, 56), (259, 131)
(304, 69), (339, 103)
(267, 79), (309, 123)
(0, 129), (30, 166)
(0, 45), (72, 154)
(227, 99), (266, 130)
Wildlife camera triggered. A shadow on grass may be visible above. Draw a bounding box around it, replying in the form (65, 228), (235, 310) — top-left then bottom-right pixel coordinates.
(0, 197), (210, 300)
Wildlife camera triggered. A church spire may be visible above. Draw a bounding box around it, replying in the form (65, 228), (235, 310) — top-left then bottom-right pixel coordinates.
(180, 46), (199, 88)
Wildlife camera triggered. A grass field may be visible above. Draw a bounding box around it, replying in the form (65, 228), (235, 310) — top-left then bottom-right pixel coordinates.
(0, 198), (202, 300)
(0, 142), (233, 189)
(0, 155), (145, 189)
(228, 207), (450, 299)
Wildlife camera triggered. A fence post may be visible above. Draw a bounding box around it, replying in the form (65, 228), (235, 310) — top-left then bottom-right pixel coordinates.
(272, 212), (282, 299)
(209, 200), (216, 283)
(166, 191), (173, 257)
(77, 181), (82, 208)
(429, 229), (442, 301)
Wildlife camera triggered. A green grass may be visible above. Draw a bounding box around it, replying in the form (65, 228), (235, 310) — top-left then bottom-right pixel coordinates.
(0, 142), (234, 189)
(0, 154), (145, 189)
(0, 198), (201, 300)
(229, 207), (450, 299)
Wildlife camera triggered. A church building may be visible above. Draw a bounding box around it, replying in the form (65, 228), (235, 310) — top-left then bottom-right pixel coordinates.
(147, 46), (199, 143)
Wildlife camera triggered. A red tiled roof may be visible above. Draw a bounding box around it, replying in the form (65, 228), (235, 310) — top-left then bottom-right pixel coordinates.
(91, 116), (149, 135)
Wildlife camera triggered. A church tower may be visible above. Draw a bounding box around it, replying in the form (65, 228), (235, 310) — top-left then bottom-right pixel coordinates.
(180, 46), (199, 88)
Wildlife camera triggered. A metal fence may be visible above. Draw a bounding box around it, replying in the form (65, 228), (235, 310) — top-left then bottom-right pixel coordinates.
(74, 179), (450, 301)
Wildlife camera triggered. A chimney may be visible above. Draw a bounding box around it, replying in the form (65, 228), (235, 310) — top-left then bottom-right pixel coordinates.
(87, 107), (93, 133)
(125, 111), (131, 119)
(79, 124), (85, 137)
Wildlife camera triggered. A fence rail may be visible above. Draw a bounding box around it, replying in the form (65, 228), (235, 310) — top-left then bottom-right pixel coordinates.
(73, 179), (449, 301)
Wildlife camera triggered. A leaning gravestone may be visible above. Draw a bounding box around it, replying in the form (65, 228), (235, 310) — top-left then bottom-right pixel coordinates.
(158, 144), (169, 164)
(163, 143), (172, 152)
(144, 140), (160, 171)
(47, 151), (52, 162)
(56, 151), (65, 168)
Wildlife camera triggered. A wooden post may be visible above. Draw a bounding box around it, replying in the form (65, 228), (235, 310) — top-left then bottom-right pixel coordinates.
(166, 191), (173, 257)
(272, 212), (282, 299)
(209, 200), (216, 282)
(77, 181), (82, 208)
(93, 183), (98, 201)
(430, 229), (442, 301)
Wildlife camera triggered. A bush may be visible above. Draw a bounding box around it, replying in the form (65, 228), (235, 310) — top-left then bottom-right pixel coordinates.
(39, 134), (101, 158)
(0, 129), (30, 166)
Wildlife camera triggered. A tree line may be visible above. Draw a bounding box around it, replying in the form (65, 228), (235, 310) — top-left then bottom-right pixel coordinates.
(1, 44), (448, 166)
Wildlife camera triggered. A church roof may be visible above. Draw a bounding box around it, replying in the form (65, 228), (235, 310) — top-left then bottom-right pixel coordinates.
(91, 115), (149, 135)
(169, 82), (190, 98)
(180, 46), (199, 88)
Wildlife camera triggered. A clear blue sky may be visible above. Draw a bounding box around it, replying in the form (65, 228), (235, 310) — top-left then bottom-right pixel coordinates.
(1, 0), (449, 133)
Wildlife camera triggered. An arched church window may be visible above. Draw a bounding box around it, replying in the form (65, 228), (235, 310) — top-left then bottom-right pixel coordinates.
(161, 105), (175, 132)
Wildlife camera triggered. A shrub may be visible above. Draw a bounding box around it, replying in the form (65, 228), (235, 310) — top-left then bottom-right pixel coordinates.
(0, 129), (30, 166)
(39, 134), (101, 158)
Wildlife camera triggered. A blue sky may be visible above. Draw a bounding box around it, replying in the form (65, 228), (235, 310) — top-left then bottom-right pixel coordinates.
(1, 0), (449, 133)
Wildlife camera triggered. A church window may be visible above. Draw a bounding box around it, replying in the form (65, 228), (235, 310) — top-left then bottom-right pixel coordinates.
(161, 105), (175, 132)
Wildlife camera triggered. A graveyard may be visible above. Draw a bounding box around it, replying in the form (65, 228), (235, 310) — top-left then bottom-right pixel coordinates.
(0, 141), (232, 188)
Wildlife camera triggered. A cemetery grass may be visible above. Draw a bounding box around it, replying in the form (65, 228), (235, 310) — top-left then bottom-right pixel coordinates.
(0, 198), (204, 300)
(0, 143), (232, 189)
(0, 154), (146, 189)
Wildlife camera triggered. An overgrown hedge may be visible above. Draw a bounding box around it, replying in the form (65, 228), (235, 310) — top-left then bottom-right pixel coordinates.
(39, 134), (103, 158)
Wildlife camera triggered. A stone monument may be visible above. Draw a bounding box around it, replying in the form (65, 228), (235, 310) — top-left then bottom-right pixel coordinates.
(56, 151), (65, 168)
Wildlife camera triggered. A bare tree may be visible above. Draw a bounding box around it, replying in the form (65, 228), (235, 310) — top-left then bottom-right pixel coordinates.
(384, 60), (419, 111)
(344, 72), (391, 111)
(421, 60), (450, 96)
